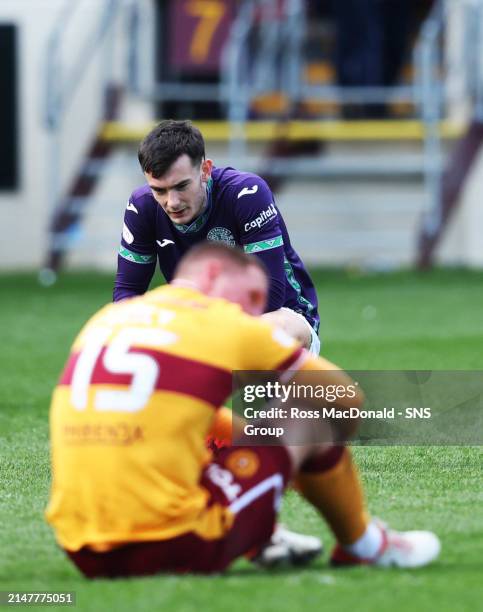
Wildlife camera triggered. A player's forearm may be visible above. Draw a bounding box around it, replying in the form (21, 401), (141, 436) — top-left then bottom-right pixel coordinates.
(113, 286), (140, 302)
(251, 249), (286, 311)
(113, 257), (156, 302)
(267, 277), (286, 311)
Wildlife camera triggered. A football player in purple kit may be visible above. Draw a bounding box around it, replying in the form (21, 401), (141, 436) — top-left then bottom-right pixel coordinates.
(114, 120), (320, 355)
(113, 119), (324, 567)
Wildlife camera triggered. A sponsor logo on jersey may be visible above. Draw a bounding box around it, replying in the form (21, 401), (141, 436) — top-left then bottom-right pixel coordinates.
(122, 223), (134, 244)
(244, 203), (277, 232)
(126, 201), (138, 214)
(237, 184), (259, 199)
(207, 227), (236, 246)
(157, 239), (175, 248)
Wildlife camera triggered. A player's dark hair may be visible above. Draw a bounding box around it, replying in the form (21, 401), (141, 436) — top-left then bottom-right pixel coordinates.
(174, 242), (268, 278)
(138, 120), (205, 178)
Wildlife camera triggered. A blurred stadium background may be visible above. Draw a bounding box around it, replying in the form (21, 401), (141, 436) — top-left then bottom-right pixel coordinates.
(1, 0), (483, 276)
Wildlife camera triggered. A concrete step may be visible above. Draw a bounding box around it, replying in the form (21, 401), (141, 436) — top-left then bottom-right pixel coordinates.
(276, 179), (426, 267)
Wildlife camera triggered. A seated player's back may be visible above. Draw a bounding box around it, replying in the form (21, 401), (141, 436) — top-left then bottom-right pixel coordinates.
(46, 284), (300, 552)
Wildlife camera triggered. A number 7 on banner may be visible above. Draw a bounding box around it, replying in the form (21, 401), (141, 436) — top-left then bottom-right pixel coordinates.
(185, 0), (226, 64)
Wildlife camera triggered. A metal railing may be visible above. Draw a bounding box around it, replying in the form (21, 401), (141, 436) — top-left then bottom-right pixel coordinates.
(41, 0), (125, 283)
(415, 0), (483, 267)
(221, 0), (483, 190)
(221, 0), (306, 158)
(414, 0), (446, 240)
(44, 0), (483, 178)
(415, 0), (483, 243)
(223, 0), (421, 145)
(41, 0), (483, 276)
(44, 0), (123, 210)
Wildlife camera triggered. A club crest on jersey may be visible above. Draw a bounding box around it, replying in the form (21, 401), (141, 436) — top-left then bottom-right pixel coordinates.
(207, 227), (236, 246)
(244, 203), (277, 232)
(226, 450), (260, 479)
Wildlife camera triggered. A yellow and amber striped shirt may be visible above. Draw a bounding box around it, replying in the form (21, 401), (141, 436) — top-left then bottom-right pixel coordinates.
(46, 285), (302, 551)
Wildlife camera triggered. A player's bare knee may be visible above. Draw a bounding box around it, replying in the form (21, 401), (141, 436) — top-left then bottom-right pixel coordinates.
(331, 386), (365, 441)
(283, 415), (334, 473)
(269, 403), (335, 473)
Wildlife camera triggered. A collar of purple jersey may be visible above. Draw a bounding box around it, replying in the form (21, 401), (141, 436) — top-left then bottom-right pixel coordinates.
(172, 177), (213, 234)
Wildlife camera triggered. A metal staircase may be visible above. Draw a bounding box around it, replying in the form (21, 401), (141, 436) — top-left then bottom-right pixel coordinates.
(41, 0), (483, 279)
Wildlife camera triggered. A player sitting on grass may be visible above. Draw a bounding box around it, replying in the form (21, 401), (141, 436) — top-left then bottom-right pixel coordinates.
(46, 243), (440, 577)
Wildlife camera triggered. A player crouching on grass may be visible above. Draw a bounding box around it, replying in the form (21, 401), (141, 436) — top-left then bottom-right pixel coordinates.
(46, 243), (440, 577)
(115, 119), (322, 565)
(114, 119), (320, 355)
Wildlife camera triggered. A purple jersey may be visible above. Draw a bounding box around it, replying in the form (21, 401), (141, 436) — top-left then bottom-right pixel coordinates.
(114, 166), (319, 332)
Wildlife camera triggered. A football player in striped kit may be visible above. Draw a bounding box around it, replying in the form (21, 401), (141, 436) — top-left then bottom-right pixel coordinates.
(47, 243), (440, 577)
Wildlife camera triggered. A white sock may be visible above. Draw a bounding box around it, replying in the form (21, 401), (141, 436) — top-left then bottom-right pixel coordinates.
(344, 521), (383, 559)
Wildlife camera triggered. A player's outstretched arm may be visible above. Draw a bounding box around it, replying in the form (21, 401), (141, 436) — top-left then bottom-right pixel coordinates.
(113, 197), (158, 301)
(113, 254), (156, 301)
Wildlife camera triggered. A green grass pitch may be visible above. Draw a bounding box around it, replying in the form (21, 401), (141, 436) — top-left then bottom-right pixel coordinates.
(0, 269), (482, 611)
